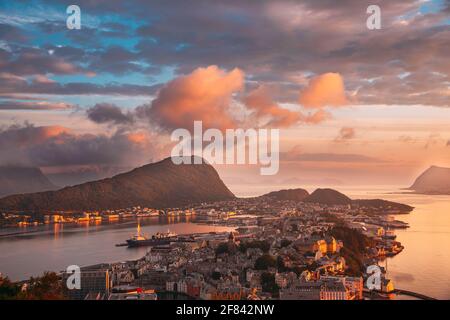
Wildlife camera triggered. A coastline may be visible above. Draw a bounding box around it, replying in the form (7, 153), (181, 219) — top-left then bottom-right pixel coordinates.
(1, 187), (449, 299)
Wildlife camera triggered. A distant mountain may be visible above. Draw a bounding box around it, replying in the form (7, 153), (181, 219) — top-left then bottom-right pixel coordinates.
(409, 166), (450, 195)
(0, 167), (56, 198)
(304, 188), (352, 205)
(352, 199), (413, 213)
(301, 188), (413, 213)
(281, 177), (344, 186)
(261, 187), (413, 213)
(0, 157), (235, 211)
(46, 166), (132, 187)
(261, 188), (309, 201)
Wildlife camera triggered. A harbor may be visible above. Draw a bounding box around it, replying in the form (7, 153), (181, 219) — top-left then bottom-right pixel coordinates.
(116, 223), (236, 248)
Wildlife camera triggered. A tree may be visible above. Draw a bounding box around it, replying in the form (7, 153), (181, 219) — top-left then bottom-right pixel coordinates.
(329, 226), (374, 275)
(0, 272), (64, 300)
(239, 240), (271, 253)
(330, 226), (374, 253)
(339, 247), (364, 276)
(280, 239), (292, 248)
(293, 266), (307, 276)
(215, 243), (229, 255)
(261, 272), (279, 296)
(277, 256), (287, 272)
(255, 254), (277, 270)
(21, 272), (64, 300)
(307, 261), (319, 272)
(211, 271), (222, 280)
(0, 276), (20, 300)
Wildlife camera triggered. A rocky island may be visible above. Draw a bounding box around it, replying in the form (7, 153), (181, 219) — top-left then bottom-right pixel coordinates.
(408, 166), (450, 195)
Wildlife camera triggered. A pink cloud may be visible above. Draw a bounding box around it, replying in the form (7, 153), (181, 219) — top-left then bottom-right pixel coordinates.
(148, 65), (244, 131)
(300, 73), (348, 108)
(244, 85), (332, 127)
(0, 101), (73, 110)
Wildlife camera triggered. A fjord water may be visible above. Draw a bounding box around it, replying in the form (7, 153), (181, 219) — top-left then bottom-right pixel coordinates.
(0, 216), (233, 281)
(0, 187), (449, 299)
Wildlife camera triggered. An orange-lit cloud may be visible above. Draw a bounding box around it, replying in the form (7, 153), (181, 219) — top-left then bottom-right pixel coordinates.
(335, 127), (355, 142)
(244, 85), (331, 127)
(244, 85), (300, 127)
(32, 75), (55, 84)
(33, 126), (71, 143)
(0, 125), (71, 151)
(126, 132), (149, 144)
(300, 73), (348, 108)
(148, 65), (244, 131)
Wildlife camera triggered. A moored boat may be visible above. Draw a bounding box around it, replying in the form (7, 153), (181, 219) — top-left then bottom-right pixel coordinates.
(126, 223), (177, 247)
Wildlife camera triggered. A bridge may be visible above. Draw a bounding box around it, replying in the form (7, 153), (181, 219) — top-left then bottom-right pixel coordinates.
(393, 289), (437, 300)
(363, 288), (437, 300)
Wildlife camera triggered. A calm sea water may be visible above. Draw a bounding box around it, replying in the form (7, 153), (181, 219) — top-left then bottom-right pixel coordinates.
(0, 216), (233, 281)
(0, 186), (449, 299)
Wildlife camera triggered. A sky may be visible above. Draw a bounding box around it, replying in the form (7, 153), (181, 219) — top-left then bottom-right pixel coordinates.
(0, 0), (449, 192)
